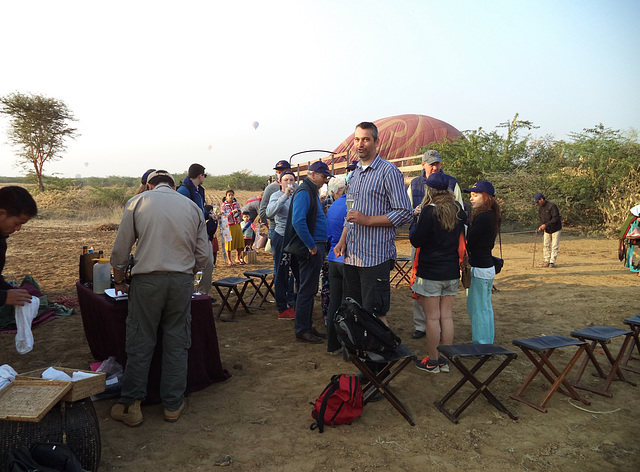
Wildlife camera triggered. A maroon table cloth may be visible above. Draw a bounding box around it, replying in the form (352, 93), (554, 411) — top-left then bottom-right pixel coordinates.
(76, 282), (230, 404)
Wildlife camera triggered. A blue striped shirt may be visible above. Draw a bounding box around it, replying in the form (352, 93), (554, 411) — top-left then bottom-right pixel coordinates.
(344, 155), (412, 267)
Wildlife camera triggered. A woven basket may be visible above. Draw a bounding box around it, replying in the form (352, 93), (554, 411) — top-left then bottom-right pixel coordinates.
(0, 399), (101, 472)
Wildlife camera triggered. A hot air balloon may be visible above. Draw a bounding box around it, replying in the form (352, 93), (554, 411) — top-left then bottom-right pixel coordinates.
(208, 145), (213, 151)
(252, 121), (259, 130)
(84, 162), (89, 167)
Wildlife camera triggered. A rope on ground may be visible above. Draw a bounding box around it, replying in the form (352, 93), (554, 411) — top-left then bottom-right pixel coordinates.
(567, 398), (621, 414)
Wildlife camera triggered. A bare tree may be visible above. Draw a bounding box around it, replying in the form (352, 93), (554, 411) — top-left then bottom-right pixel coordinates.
(0, 92), (79, 190)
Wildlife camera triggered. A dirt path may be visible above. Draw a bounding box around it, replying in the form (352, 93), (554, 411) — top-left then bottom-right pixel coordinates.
(1, 218), (638, 471)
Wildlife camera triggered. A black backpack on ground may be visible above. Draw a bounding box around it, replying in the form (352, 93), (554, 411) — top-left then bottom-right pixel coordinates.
(6, 443), (84, 472)
(334, 298), (401, 361)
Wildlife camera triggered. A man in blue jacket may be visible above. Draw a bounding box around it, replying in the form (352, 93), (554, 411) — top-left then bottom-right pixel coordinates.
(177, 163), (214, 294)
(283, 161), (332, 343)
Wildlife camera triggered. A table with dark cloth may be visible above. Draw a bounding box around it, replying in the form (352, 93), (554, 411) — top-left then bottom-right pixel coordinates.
(76, 282), (230, 404)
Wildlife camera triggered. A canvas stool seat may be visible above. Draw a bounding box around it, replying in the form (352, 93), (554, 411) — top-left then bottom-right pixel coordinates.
(211, 276), (252, 321)
(390, 257), (412, 288)
(345, 344), (416, 426)
(569, 325), (636, 397)
(621, 314), (640, 374)
(434, 344), (519, 424)
(510, 335), (590, 412)
(243, 268), (275, 309)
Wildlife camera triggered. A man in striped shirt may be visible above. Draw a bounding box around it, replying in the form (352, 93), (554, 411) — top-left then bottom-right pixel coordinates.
(334, 122), (413, 326)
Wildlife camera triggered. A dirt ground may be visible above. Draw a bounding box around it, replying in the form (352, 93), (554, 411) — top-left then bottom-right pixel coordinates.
(1, 195), (639, 471)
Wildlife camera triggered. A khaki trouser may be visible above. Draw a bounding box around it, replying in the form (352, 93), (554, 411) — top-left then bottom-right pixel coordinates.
(543, 230), (561, 264)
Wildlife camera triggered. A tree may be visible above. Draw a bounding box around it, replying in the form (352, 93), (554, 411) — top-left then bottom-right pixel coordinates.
(0, 92), (79, 190)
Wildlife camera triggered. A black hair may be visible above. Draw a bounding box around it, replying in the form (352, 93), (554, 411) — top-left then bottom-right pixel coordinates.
(356, 121), (379, 141)
(0, 186), (38, 218)
(188, 163), (206, 179)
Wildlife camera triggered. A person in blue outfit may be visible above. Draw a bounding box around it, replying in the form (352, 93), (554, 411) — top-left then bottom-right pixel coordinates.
(177, 163), (209, 219)
(464, 180), (501, 344)
(325, 175), (348, 354)
(283, 161), (332, 343)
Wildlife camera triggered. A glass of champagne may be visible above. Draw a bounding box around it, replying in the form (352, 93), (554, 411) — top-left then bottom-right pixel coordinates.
(346, 195), (355, 226)
(193, 271), (203, 296)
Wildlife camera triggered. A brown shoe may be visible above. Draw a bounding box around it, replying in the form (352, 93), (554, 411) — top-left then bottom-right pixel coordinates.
(296, 331), (323, 343)
(164, 401), (186, 423)
(111, 400), (143, 427)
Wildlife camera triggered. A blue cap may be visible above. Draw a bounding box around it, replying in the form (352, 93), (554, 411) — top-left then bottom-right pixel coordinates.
(346, 160), (358, 171)
(533, 193), (544, 203)
(464, 180), (495, 196)
(425, 172), (450, 190)
(308, 161), (333, 178)
(274, 160), (291, 170)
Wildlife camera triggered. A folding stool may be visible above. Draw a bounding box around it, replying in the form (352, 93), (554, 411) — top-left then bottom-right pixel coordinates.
(390, 257), (412, 288)
(510, 335), (591, 412)
(621, 314), (640, 374)
(569, 326), (636, 397)
(211, 276), (252, 321)
(243, 268), (275, 309)
(434, 344), (519, 424)
(345, 344), (416, 426)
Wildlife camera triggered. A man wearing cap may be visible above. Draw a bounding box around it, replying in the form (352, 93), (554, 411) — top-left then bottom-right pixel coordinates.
(260, 160), (296, 308)
(407, 150), (464, 339)
(534, 193), (562, 267)
(110, 170), (212, 426)
(334, 122), (413, 326)
(283, 161), (331, 343)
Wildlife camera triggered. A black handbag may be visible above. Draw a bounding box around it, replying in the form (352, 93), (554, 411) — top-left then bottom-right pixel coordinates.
(492, 256), (504, 274)
(493, 231), (504, 274)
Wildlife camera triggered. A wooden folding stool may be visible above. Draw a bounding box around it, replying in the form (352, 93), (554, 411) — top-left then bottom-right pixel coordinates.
(211, 276), (252, 321)
(345, 344), (416, 426)
(434, 344), (519, 424)
(510, 335), (591, 413)
(569, 326), (636, 397)
(390, 257), (412, 288)
(243, 269), (275, 309)
(621, 314), (640, 374)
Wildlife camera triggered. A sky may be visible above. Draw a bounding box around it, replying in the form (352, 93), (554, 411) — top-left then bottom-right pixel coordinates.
(0, 0), (638, 179)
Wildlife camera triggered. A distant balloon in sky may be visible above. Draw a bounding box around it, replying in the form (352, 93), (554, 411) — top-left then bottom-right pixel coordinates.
(208, 144), (212, 151)
(252, 121), (259, 130)
(84, 162), (89, 167)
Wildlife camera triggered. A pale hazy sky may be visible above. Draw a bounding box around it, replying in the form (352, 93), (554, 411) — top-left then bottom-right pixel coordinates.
(1, 0), (638, 179)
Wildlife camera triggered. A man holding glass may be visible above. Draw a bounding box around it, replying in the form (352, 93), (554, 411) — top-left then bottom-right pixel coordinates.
(334, 122), (412, 326)
(110, 170), (212, 426)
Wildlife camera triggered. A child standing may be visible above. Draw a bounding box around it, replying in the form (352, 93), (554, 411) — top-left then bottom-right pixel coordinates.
(242, 211), (256, 248)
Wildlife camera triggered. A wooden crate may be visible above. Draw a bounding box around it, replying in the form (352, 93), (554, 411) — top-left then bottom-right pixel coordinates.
(0, 379), (71, 422)
(17, 367), (106, 402)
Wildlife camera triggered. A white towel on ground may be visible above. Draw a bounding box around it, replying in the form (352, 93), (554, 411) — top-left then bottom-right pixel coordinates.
(15, 296), (40, 354)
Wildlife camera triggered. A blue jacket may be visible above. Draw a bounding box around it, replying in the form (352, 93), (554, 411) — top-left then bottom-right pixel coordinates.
(177, 178), (208, 219)
(327, 194), (346, 263)
(291, 178), (328, 249)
